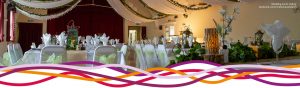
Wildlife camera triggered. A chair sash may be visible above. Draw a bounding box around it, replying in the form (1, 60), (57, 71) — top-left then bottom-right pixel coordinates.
(142, 44), (160, 68)
(155, 45), (169, 67)
(125, 46), (137, 68)
(1, 52), (11, 66)
(13, 43), (23, 61)
(93, 46), (118, 64)
(7, 43), (18, 65)
(40, 45), (67, 64)
(134, 44), (147, 70)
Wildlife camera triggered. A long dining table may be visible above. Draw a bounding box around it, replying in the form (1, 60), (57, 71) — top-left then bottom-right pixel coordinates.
(18, 49), (94, 64)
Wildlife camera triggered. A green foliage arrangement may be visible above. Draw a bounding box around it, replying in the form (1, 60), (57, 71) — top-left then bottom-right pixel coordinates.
(169, 43), (205, 65)
(258, 42), (299, 59)
(258, 42), (275, 59)
(278, 44), (299, 57)
(229, 42), (256, 62)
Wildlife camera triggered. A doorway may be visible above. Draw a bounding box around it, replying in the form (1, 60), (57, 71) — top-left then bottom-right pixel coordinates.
(18, 23), (43, 52)
(128, 26), (146, 45)
(129, 30), (137, 45)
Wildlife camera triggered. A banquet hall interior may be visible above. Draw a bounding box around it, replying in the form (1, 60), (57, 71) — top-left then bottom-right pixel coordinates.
(0, 0), (299, 68)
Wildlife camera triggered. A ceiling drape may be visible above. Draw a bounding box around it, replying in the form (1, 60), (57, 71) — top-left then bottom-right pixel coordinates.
(141, 0), (186, 14)
(106, 0), (153, 23)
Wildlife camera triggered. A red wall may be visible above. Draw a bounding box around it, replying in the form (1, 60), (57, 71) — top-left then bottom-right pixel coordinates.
(47, 0), (124, 42)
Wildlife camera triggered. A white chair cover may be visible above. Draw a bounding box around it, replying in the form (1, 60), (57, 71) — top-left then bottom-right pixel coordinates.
(115, 43), (124, 51)
(142, 44), (160, 68)
(134, 44), (147, 70)
(115, 45), (128, 70)
(13, 43), (23, 61)
(40, 45), (67, 64)
(125, 46), (137, 68)
(16, 49), (41, 65)
(7, 43), (18, 65)
(155, 45), (169, 67)
(93, 46), (118, 64)
(165, 43), (177, 60)
(119, 45), (128, 66)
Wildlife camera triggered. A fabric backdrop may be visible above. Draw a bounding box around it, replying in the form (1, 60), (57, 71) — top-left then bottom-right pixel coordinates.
(47, 0), (124, 42)
(0, 0), (4, 42)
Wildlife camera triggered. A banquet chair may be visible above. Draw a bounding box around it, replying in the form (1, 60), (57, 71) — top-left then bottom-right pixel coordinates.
(142, 44), (160, 68)
(1, 52), (11, 66)
(134, 44), (147, 70)
(117, 45), (128, 70)
(165, 42), (177, 61)
(115, 43), (124, 51)
(85, 43), (96, 61)
(93, 46), (118, 65)
(7, 43), (18, 65)
(40, 45), (67, 64)
(123, 46), (136, 68)
(13, 43), (23, 61)
(155, 45), (169, 67)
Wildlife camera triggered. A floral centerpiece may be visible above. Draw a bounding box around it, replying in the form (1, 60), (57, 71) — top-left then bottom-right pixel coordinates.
(213, 6), (240, 47)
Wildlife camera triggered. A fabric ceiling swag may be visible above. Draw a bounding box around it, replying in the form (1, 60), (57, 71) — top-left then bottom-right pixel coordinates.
(202, 0), (260, 5)
(141, 0), (186, 15)
(120, 0), (170, 20)
(166, 0), (211, 10)
(12, 0), (74, 9)
(107, 0), (153, 23)
(16, 0), (81, 20)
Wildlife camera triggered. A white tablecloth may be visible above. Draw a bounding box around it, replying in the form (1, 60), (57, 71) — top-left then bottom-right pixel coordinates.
(18, 49), (94, 64)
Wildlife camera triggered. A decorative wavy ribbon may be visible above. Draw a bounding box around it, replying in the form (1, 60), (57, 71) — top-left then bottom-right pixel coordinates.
(1, 61), (300, 87)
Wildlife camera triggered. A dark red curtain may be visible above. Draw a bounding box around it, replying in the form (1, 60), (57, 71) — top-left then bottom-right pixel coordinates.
(47, 0), (124, 42)
(0, 0), (4, 42)
(18, 23), (43, 52)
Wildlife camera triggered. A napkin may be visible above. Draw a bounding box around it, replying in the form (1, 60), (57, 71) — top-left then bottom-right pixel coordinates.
(85, 36), (92, 45)
(31, 43), (36, 49)
(92, 34), (100, 46)
(100, 33), (110, 46)
(42, 33), (51, 46)
(56, 32), (67, 46)
(115, 39), (120, 44)
(109, 39), (115, 45)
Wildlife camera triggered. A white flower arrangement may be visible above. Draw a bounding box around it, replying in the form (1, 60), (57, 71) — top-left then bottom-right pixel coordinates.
(213, 6), (240, 45)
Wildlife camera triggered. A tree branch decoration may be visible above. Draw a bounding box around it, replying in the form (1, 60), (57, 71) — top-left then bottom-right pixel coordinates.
(213, 6), (240, 45)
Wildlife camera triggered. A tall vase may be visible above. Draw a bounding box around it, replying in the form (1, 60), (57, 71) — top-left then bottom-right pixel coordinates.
(205, 28), (220, 54)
